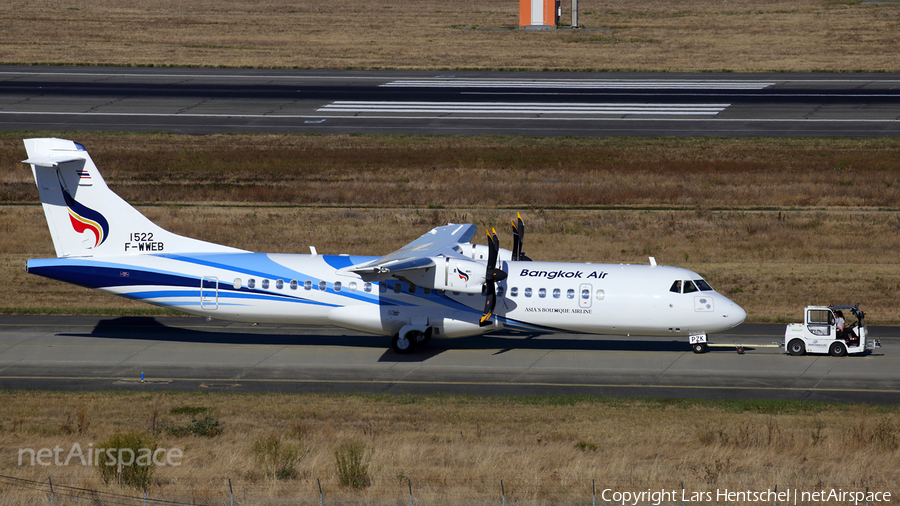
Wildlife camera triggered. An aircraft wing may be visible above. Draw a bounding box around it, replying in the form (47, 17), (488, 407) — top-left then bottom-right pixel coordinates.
(345, 223), (478, 280)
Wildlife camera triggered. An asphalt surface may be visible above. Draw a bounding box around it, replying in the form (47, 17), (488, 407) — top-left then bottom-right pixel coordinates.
(1, 67), (899, 136)
(1, 315), (897, 403)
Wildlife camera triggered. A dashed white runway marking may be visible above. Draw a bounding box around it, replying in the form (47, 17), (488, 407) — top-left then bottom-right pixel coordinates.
(380, 79), (775, 90)
(317, 101), (731, 116)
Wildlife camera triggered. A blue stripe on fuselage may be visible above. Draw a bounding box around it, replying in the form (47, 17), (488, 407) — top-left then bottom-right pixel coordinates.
(27, 256), (486, 315)
(28, 259), (195, 291)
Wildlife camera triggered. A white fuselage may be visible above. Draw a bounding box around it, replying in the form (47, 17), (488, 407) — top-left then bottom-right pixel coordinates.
(28, 253), (746, 339)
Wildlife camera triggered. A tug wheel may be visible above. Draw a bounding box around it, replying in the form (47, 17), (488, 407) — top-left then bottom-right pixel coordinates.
(829, 341), (847, 358)
(787, 339), (806, 356)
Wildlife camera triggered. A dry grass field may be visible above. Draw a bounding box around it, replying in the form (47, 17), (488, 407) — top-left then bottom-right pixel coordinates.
(1, 392), (898, 504)
(4, 134), (900, 208)
(3, 132), (900, 322)
(0, 0), (898, 72)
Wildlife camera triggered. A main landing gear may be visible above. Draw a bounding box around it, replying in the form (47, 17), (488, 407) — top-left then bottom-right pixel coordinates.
(391, 328), (432, 354)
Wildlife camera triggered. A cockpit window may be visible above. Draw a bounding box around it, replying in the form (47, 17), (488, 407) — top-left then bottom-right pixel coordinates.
(683, 280), (698, 294)
(669, 280), (682, 293)
(694, 279), (713, 291)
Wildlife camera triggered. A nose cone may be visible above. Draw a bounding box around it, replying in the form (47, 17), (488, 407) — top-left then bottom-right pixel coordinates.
(722, 297), (747, 330)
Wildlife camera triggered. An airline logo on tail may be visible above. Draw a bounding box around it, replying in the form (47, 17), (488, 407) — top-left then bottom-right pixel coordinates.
(61, 186), (109, 248)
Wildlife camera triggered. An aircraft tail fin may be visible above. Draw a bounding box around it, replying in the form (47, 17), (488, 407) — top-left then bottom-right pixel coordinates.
(24, 138), (246, 258)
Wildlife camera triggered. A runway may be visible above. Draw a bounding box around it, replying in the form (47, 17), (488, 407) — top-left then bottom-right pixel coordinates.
(1, 315), (897, 403)
(1, 67), (899, 137)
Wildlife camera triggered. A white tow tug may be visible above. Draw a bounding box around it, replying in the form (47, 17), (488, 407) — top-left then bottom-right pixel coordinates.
(783, 304), (881, 357)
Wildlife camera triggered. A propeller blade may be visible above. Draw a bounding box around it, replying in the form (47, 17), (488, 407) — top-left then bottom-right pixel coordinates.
(480, 281), (496, 325)
(516, 212), (525, 260)
(515, 213), (532, 261)
(481, 227), (506, 326)
(487, 228), (499, 269)
(510, 219), (521, 261)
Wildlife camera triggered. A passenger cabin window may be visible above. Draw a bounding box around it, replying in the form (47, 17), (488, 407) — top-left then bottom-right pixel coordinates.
(334, 281), (342, 292)
(496, 286), (504, 297)
(318, 281), (327, 291)
(596, 289), (605, 300)
(290, 280), (298, 290)
(275, 279), (284, 290)
(510, 287), (519, 297)
(524, 288), (532, 298)
(349, 282), (357, 292)
(233, 278), (241, 290)
(409, 284), (416, 294)
(581, 289), (590, 300)
(553, 288), (561, 299)
(567, 289), (575, 299)
(379, 283), (387, 293)
(538, 288), (546, 298)
(248, 279), (256, 289)
(304, 280), (312, 290)
(365, 282), (372, 293)
(393, 283), (402, 294)
(424, 287), (431, 295)
(262, 279), (270, 289)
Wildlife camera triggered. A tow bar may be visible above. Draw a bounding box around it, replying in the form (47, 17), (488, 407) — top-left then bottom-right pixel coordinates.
(707, 342), (782, 354)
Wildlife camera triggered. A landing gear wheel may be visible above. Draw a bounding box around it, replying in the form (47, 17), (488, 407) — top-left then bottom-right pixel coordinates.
(787, 339), (806, 356)
(829, 341), (847, 357)
(391, 333), (414, 354)
(692, 342), (708, 354)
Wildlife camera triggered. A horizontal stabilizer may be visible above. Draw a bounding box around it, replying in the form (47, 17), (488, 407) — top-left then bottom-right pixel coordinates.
(22, 156), (86, 167)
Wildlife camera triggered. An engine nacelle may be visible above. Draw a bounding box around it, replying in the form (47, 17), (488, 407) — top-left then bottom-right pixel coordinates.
(456, 243), (512, 262)
(398, 257), (487, 294)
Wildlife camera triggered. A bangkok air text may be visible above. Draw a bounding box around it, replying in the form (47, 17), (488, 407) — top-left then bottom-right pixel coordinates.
(519, 269), (608, 280)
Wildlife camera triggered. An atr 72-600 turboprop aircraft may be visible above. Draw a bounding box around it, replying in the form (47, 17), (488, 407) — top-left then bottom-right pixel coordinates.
(23, 138), (746, 354)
